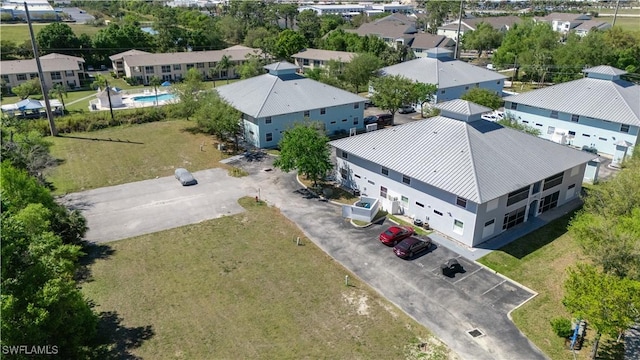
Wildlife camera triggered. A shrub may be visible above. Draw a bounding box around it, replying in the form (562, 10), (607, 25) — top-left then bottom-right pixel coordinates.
(550, 317), (573, 338)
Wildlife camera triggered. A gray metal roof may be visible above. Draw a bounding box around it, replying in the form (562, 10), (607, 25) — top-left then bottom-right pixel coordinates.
(108, 49), (150, 61)
(380, 57), (506, 88)
(435, 99), (491, 116)
(330, 117), (595, 203)
(0, 53), (84, 75)
(215, 72), (367, 118)
(264, 61), (299, 72)
(122, 46), (261, 67)
(291, 48), (356, 62)
(504, 77), (640, 126)
(582, 65), (627, 76)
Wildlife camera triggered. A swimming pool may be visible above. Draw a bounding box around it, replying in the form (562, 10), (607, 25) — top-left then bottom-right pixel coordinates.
(132, 93), (176, 103)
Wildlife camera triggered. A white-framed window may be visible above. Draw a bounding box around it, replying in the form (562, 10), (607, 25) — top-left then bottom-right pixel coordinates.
(341, 151), (348, 159)
(320, 108), (326, 115)
(304, 110), (310, 117)
(17, 74), (27, 81)
(196, 63), (205, 68)
(380, 186), (387, 198)
(571, 114), (579, 122)
(266, 133), (273, 142)
(550, 110), (559, 119)
(510, 102), (517, 110)
(401, 196), (408, 205)
(456, 196), (467, 208)
(144, 66), (154, 73)
(265, 117), (272, 124)
(547, 126), (555, 135)
(453, 219), (464, 235)
(173, 64), (182, 70)
(353, 117), (358, 125)
(354, 103), (359, 109)
(162, 65), (171, 73)
(50, 72), (61, 80)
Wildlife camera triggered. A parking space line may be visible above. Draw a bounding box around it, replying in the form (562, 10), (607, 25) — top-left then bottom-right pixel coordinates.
(481, 279), (507, 296)
(452, 267), (482, 284)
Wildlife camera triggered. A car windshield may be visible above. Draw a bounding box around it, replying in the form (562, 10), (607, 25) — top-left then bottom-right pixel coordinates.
(396, 241), (412, 250)
(383, 230), (394, 236)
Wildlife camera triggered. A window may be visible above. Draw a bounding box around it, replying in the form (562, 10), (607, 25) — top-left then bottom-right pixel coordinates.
(507, 186), (530, 206)
(453, 219), (464, 235)
(571, 114), (579, 123)
(582, 133), (590, 137)
(209, 62), (216, 67)
(354, 174), (361, 178)
(456, 197), (467, 208)
(304, 110), (310, 117)
(186, 64), (194, 69)
(340, 168), (347, 179)
(380, 186), (387, 198)
(354, 103), (360, 109)
(502, 206), (526, 230)
(440, 90), (445, 94)
(510, 102), (517, 110)
(302, 59), (309, 66)
(174, 64), (182, 70)
(65, 71), (74, 76)
(342, 118), (347, 122)
(550, 110), (558, 119)
(320, 108), (326, 115)
(313, 60), (321, 67)
(17, 74), (27, 81)
(265, 117), (272, 124)
(196, 63), (204, 68)
(353, 117), (358, 125)
(1, 75), (9, 82)
(568, 131), (576, 136)
(368, 180), (375, 185)
(621, 124), (630, 133)
(401, 196), (408, 205)
(402, 175), (411, 185)
(532, 181), (541, 195)
(522, 120), (529, 123)
(496, 80), (501, 84)
(599, 137), (607, 141)
(330, 121), (336, 124)
(434, 210), (443, 216)
(535, 123), (543, 127)
(381, 167), (389, 176)
(568, 184), (576, 189)
(465, 86), (469, 90)
(484, 219), (495, 227)
(144, 66), (154, 73)
(341, 151), (348, 159)
(162, 65), (171, 73)
(543, 172), (564, 191)
(539, 191), (559, 213)
(50, 72), (61, 80)
(416, 202), (424, 208)
(547, 126), (555, 135)
(266, 133), (273, 142)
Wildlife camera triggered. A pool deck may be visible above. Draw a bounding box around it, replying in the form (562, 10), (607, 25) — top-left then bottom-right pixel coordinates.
(89, 90), (178, 111)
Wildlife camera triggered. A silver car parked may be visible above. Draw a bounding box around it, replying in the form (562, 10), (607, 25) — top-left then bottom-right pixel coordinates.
(175, 168), (197, 186)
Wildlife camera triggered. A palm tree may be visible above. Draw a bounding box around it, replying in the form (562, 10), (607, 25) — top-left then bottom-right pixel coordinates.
(149, 76), (162, 107)
(208, 67), (218, 88)
(218, 55), (233, 84)
(48, 83), (68, 113)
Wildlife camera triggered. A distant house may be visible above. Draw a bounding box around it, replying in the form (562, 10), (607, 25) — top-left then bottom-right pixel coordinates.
(437, 16), (522, 40)
(1, 0), (57, 20)
(108, 45), (264, 85)
(573, 20), (611, 37)
(330, 99), (595, 248)
(298, 3), (412, 17)
(534, 12), (592, 33)
(503, 66), (639, 165)
(350, 13), (418, 48)
(376, 48), (507, 103)
(291, 49), (356, 72)
(0, 53), (85, 92)
(410, 34), (455, 58)
(215, 61), (367, 149)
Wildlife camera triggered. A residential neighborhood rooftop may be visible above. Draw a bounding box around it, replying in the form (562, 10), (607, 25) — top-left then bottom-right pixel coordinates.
(330, 114), (595, 203)
(410, 33), (453, 50)
(0, 53), (84, 74)
(291, 48), (357, 62)
(114, 45), (262, 67)
(215, 61), (366, 118)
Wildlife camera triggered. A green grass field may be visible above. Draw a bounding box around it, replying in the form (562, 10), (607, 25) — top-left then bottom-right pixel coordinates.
(478, 212), (621, 360)
(0, 23), (105, 44)
(80, 198), (451, 359)
(47, 120), (227, 194)
(601, 17), (640, 32)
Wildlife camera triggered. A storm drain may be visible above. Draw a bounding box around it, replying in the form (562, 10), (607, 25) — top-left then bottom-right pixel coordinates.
(467, 328), (485, 338)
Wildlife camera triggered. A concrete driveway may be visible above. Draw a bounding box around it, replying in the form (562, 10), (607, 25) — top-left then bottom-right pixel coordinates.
(64, 155), (547, 360)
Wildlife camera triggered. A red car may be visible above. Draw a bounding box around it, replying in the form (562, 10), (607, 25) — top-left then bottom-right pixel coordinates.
(379, 226), (414, 246)
(393, 237), (432, 259)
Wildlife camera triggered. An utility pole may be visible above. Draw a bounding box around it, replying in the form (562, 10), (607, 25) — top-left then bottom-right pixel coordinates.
(612, 0), (620, 27)
(25, 1), (57, 136)
(453, 0), (465, 60)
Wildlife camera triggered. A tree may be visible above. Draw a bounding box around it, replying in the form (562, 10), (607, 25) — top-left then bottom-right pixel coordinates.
(413, 82), (438, 117)
(273, 29), (308, 60)
(217, 55), (234, 84)
(237, 55), (264, 79)
(460, 88), (503, 110)
(48, 83), (68, 112)
(1, 39), (17, 60)
(11, 79), (41, 99)
(36, 23), (80, 56)
(276, 3), (298, 29)
(172, 68), (205, 120)
(569, 148), (640, 280)
(425, 1), (456, 34)
(461, 22), (503, 58)
(92, 24), (153, 65)
(273, 122), (333, 187)
(320, 14), (345, 36)
(149, 76), (162, 107)
(370, 75), (416, 122)
(216, 15), (246, 45)
(194, 91), (242, 151)
(342, 53), (382, 93)
(563, 264), (640, 359)
(296, 9), (321, 46)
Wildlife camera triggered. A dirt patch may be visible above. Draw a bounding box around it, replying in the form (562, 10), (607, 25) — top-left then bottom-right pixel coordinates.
(342, 291), (370, 316)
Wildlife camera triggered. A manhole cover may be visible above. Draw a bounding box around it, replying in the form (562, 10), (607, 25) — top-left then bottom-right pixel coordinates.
(467, 329), (484, 338)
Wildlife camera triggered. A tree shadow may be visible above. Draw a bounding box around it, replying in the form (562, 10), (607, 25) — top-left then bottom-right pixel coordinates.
(76, 243), (115, 283)
(57, 134), (144, 144)
(180, 126), (201, 134)
(88, 311), (155, 360)
(596, 338), (625, 360)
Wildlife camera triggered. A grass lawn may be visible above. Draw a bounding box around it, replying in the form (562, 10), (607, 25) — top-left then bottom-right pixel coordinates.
(477, 212), (624, 360)
(600, 17), (640, 32)
(80, 197), (451, 359)
(0, 23), (105, 44)
(47, 120), (226, 195)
